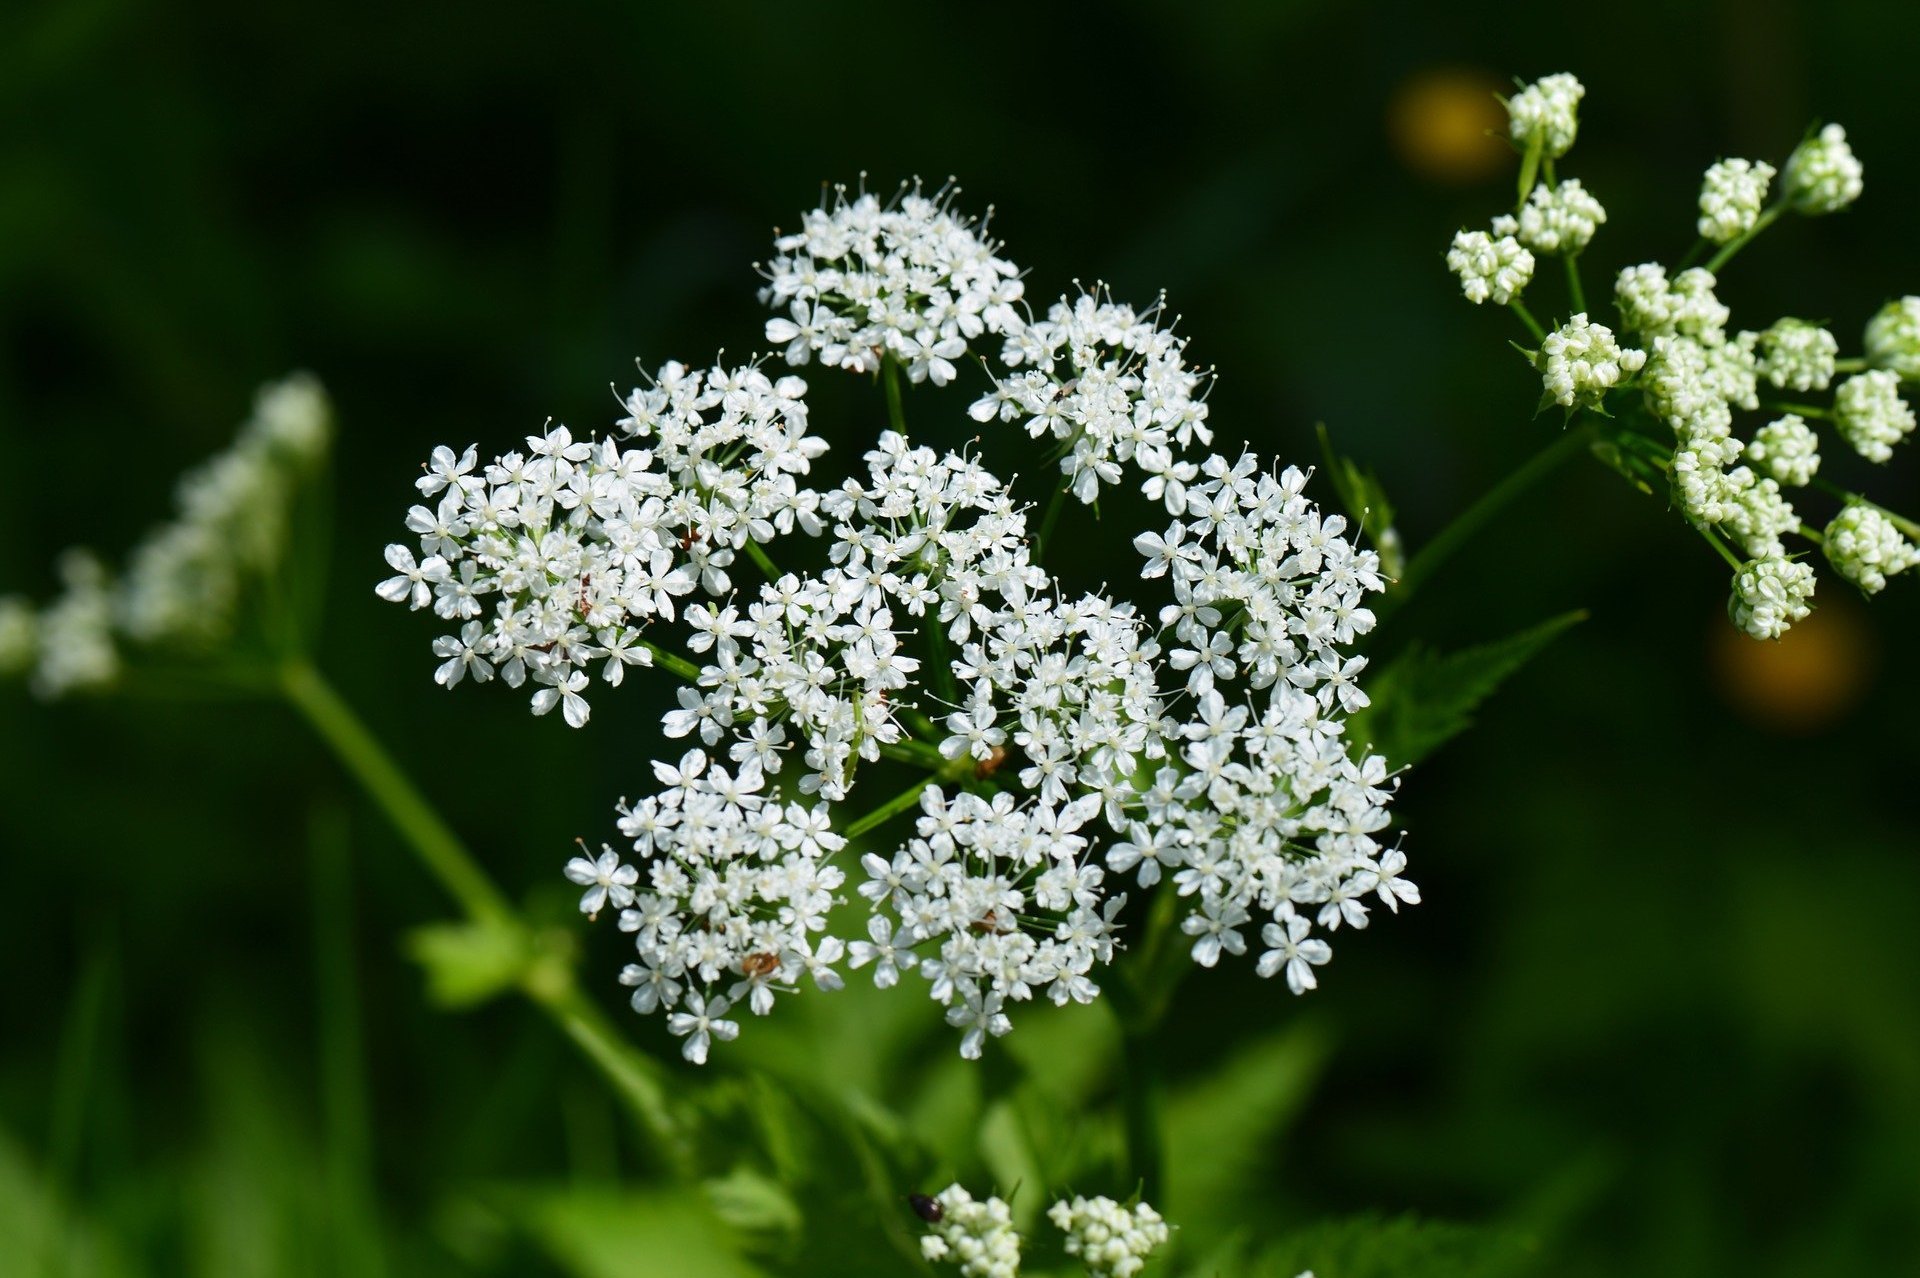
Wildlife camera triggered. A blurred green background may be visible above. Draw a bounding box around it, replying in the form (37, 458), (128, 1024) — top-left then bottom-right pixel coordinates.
(3, 0), (1918, 1274)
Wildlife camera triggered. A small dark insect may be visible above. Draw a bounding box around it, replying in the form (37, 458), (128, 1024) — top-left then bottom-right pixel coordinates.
(968, 910), (1013, 936)
(908, 1193), (943, 1223)
(577, 573), (593, 619)
(740, 952), (781, 978)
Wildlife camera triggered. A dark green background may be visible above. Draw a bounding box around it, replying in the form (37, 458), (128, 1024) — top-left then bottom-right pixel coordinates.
(3, 1), (1917, 1274)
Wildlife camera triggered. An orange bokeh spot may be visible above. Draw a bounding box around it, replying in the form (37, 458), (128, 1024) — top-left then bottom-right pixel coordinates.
(1711, 596), (1875, 733)
(1388, 68), (1512, 185)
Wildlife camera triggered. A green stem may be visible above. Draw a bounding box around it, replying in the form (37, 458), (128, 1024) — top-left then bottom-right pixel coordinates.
(1762, 401), (1832, 420)
(744, 540), (782, 581)
(1509, 300), (1547, 343)
(1797, 522), (1827, 546)
(309, 804), (386, 1278)
(1812, 478), (1920, 541)
(281, 659), (515, 928)
(638, 638), (704, 683)
(883, 357), (908, 434)
(844, 776), (939, 839)
(1563, 252), (1587, 314)
(1034, 480), (1071, 563)
(278, 659), (689, 1171)
(1375, 418), (1601, 626)
(1834, 357), (1869, 374)
(1701, 525), (1746, 570)
(1705, 203), (1784, 274)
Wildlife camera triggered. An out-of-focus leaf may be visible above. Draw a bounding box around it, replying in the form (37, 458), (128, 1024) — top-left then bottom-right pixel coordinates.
(977, 1100), (1044, 1228)
(1350, 611), (1585, 767)
(703, 1165), (803, 1253)
(1237, 1212), (1542, 1278)
(404, 919), (531, 1009)
(1317, 422), (1404, 579)
(512, 1185), (771, 1278)
(1163, 1021), (1329, 1235)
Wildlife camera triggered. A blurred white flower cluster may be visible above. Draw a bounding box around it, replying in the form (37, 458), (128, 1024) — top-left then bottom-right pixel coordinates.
(1445, 72), (1920, 641)
(391, 183), (1411, 1062)
(0, 375), (331, 696)
(915, 1184), (1172, 1278)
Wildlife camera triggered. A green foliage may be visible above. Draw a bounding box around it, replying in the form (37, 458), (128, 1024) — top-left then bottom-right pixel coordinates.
(1225, 1213), (1541, 1278)
(1164, 1023), (1329, 1238)
(512, 1186), (772, 1278)
(1316, 424), (1404, 580)
(406, 919), (536, 1009)
(1350, 612), (1585, 767)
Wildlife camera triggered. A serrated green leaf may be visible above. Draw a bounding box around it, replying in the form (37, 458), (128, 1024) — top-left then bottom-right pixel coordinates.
(1350, 612), (1586, 768)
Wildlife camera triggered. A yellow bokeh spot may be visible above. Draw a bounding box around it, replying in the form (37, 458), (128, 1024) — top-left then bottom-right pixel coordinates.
(1711, 597), (1875, 733)
(1388, 68), (1511, 185)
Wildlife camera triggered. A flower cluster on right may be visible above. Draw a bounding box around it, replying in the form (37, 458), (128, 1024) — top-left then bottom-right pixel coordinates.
(1447, 74), (1920, 639)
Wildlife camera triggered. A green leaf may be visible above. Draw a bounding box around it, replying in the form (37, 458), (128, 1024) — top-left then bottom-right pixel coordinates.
(1315, 423), (1403, 579)
(404, 919), (533, 1009)
(1163, 1022), (1329, 1236)
(1239, 1212), (1543, 1278)
(1350, 612), (1586, 768)
(510, 1185), (772, 1278)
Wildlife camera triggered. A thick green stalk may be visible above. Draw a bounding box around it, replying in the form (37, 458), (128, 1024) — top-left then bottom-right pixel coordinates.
(281, 660), (514, 927)
(278, 659), (688, 1171)
(1374, 419), (1601, 626)
(1705, 203), (1784, 274)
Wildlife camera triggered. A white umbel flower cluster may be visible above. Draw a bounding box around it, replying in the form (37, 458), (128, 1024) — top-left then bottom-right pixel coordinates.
(1446, 228), (1534, 305)
(919, 1185), (1022, 1278)
(381, 184), (1411, 1062)
(377, 361), (827, 726)
(1729, 556), (1816, 640)
(1506, 72), (1584, 158)
(1754, 320), (1838, 392)
(968, 288), (1212, 506)
(1449, 74), (1920, 640)
(1048, 1195), (1172, 1278)
(1508, 179), (1606, 256)
(1783, 124), (1864, 215)
(1745, 415), (1821, 487)
(1833, 369), (1916, 463)
(1823, 504), (1918, 595)
(759, 180), (1023, 383)
(1698, 158), (1775, 243)
(2, 375), (332, 699)
(1539, 313), (1645, 408)
(1865, 296), (1920, 381)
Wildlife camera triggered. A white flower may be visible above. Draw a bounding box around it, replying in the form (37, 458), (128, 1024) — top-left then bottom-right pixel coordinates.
(1745, 415), (1821, 487)
(759, 180), (1022, 379)
(1729, 555), (1816, 640)
(564, 845), (639, 918)
(1513, 179), (1605, 255)
(1048, 1194), (1171, 1278)
(1754, 320), (1838, 392)
(1824, 504), (1918, 595)
(1833, 369), (1915, 462)
(920, 1185), (1022, 1278)
(1697, 158), (1776, 243)
(665, 992), (739, 1065)
(1256, 910), (1333, 994)
(1540, 313), (1645, 408)
(1506, 72), (1584, 158)
(1447, 228), (1534, 305)
(1613, 265), (1729, 343)
(1783, 124), (1863, 215)
(1865, 296), (1920, 381)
